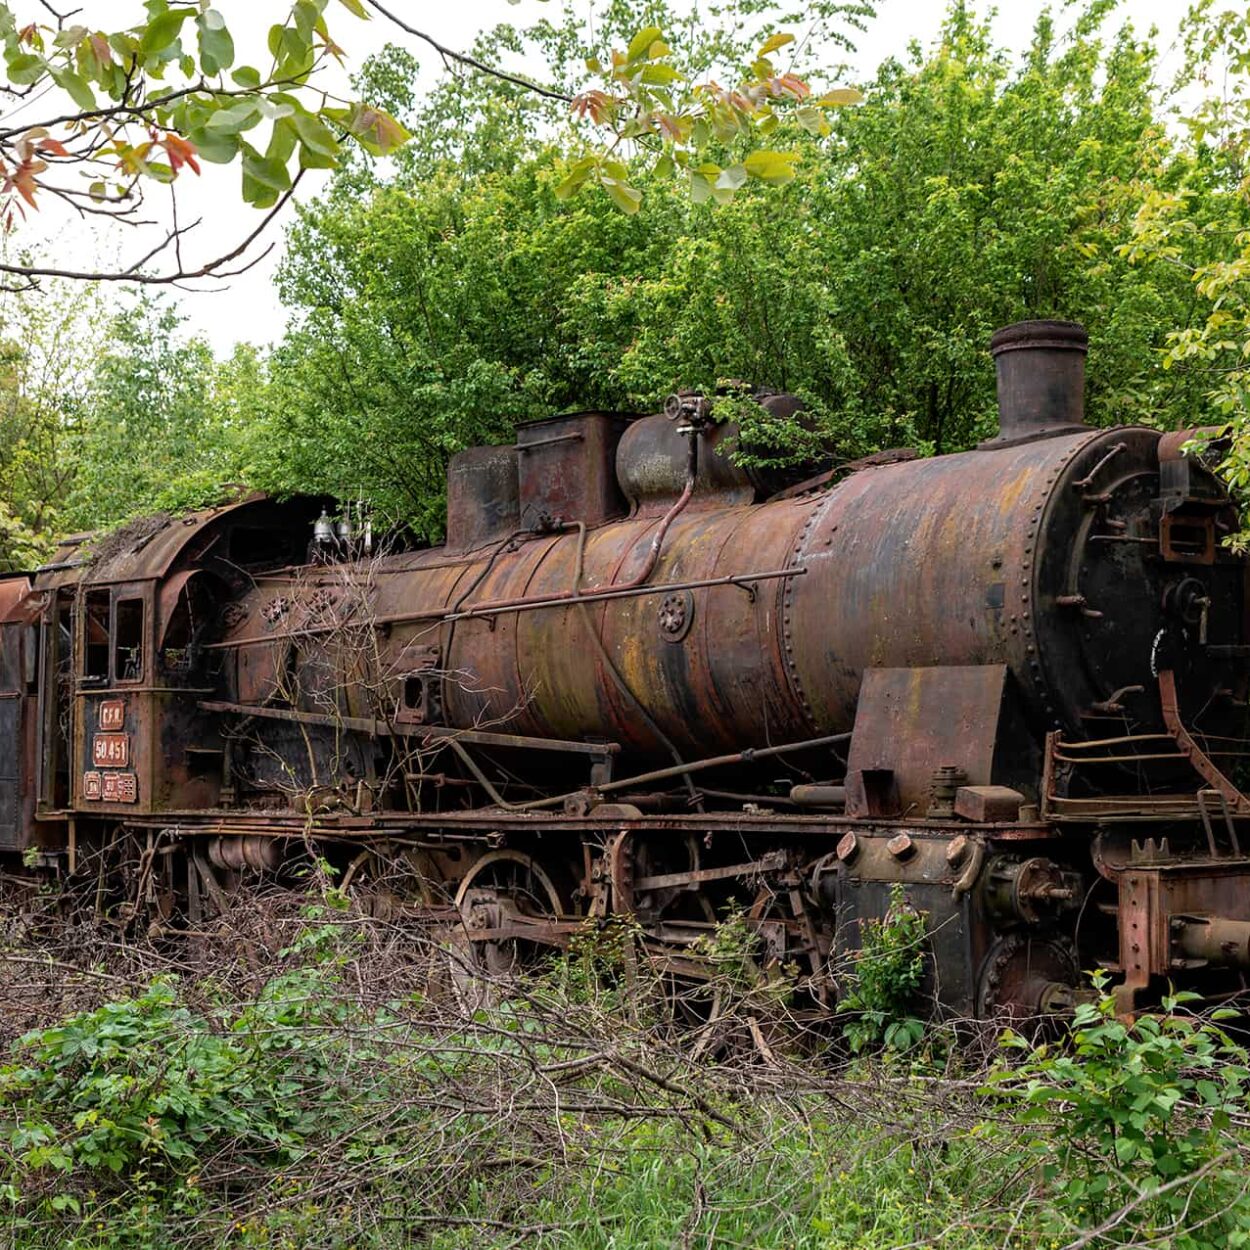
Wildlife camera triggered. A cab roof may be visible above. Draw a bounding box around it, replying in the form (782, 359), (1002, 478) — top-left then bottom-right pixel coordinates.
(33, 493), (325, 591)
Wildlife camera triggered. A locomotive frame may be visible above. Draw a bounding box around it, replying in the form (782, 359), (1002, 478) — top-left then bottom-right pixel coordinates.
(3, 319), (1250, 1023)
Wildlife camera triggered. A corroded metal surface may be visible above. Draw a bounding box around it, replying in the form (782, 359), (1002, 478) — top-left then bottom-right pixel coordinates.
(6, 320), (1250, 1023)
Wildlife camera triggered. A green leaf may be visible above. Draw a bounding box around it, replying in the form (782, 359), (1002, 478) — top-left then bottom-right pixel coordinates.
(293, 0), (319, 41)
(325, 102), (410, 156)
(626, 26), (663, 64)
(206, 99), (261, 135)
(554, 156), (595, 201)
(50, 65), (95, 109)
(817, 87), (865, 107)
(640, 63), (680, 85)
(743, 149), (800, 184)
(241, 143), (292, 207)
(140, 8), (193, 60)
(758, 32), (795, 56)
(338, 0), (369, 15)
(275, 26), (314, 77)
(260, 97), (295, 120)
(292, 110), (337, 158)
(267, 115), (298, 164)
(196, 10), (234, 75)
(6, 52), (45, 86)
(796, 106), (830, 136)
(297, 141), (336, 170)
(231, 65), (261, 89)
(186, 126), (239, 163)
(52, 25), (87, 51)
(600, 174), (642, 214)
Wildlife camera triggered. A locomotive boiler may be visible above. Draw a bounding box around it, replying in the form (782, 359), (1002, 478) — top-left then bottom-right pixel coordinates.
(1, 319), (1249, 1022)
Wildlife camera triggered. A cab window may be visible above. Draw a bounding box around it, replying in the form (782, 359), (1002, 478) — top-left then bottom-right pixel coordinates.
(114, 598), (144, 683)
(83, 590), (110, 681)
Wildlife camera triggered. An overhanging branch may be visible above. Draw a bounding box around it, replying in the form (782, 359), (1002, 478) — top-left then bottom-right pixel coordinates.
(366, 1), (572, 103)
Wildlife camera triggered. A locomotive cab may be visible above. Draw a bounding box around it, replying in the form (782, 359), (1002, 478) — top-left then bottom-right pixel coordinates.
(29, 495), (326, 828)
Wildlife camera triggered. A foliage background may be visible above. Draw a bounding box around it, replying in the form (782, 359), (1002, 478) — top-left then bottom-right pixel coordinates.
(0, 0), (1245, 560)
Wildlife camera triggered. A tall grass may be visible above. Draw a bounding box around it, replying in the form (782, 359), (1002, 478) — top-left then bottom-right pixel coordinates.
(0, 889), (1247, 1249)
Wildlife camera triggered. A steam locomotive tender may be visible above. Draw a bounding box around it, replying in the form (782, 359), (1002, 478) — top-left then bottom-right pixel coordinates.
(2, 319), (1248, 1021)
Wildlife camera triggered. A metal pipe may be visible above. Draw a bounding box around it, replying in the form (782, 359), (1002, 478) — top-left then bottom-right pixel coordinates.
(698, 788), (799, 807)
(1053, 752), (1188, 765)
(205, 566), (804, 649)
(465, 730), (855, 815)
(603, 425), (700, 594)
(789, 784), (847, 808)
(1059, 733), (1175, 749)
(432, 568), (801, 622)
(1175, 917), (1250, 969)
(443, 425), (700, 617)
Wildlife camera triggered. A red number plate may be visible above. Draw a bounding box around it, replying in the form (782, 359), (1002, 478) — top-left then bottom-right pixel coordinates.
(92, 733), (129, 768)
(101, 772), (137, 803)
(98, 700), (125, 731)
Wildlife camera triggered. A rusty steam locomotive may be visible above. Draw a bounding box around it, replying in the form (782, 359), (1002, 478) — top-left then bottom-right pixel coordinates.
(1, 319), (1247, 1020)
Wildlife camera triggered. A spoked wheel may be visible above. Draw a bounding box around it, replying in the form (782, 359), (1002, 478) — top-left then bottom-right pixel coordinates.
(448, 849), (568, 1011)
(341, 846), (445, 922)
(613, 832), (721, 1027)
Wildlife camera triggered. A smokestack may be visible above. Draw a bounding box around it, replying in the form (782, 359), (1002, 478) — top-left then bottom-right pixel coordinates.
(982, 320), (1088, 448)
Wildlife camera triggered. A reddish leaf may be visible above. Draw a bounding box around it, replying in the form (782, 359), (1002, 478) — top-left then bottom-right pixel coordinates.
(87, 33), (112, 68)
(572, 90), (613, 124)
(5, 157), (46, 210)
(656, 113), (683, 141)
(772, 73), (810, 101)
(35, 138), (69, 158)
(161, 132), (201, 175)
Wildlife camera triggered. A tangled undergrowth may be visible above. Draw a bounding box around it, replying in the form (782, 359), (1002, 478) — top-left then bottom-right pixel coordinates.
(0, 883), (1248, 1249)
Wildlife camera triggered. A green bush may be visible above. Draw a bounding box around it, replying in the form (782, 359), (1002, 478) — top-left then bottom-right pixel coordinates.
(991, 975), (1250, 1248)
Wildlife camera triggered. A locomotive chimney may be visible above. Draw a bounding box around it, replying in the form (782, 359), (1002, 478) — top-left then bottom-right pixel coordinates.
(983, 319), (1088, 447)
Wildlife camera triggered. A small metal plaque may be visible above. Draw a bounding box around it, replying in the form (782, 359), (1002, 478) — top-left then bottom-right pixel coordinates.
(92, 733), (129, 768)
(98, 700), (126, 731)
(82, 771), (102, 801)
(101, 771), (137, 803)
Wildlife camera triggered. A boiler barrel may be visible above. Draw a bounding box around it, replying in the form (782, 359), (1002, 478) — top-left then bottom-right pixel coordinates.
(439, 426), (1133, 759)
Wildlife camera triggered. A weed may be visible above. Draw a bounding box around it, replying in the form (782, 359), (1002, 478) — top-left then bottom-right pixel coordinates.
(836, 883), (928, 1054)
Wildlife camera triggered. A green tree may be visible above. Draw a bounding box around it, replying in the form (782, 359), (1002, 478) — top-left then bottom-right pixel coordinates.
(0, 1), (865, 288)
(255, 0), (1205, 537)
(1120, 2), (1250, 540)
(60, 297), (253, 531)
(0, 280), (103, 565)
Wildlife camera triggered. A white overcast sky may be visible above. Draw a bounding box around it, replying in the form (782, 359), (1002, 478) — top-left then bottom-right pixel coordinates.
(16, 1), (1188, 352)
